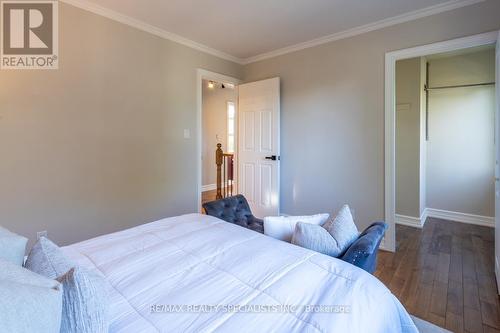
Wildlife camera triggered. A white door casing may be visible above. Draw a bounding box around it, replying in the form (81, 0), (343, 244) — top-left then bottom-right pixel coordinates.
(238, 78), (280, 218)
(495, 31), (500, 294)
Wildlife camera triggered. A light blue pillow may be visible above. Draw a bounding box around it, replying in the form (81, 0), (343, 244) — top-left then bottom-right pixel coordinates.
(25, 237), (74, 279)
(322, 205), (359, 255)
(0, 258), (63, 333)
(291, 222), (340, 257)
(57, 267), (109, 333)
(0, 226), (28, 266)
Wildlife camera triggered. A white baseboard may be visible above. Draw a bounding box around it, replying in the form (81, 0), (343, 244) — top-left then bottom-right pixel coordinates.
(396, 208), (494, 228)
(424, 208), (494, 227)
(201, 182), (237, 193)
(496, 256), (500, 295)
(379, 239), (390, 252)
(395, 214), (426, 228)
(201, 184), (216, 192)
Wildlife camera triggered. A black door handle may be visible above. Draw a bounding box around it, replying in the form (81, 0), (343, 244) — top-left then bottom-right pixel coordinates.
(265, 155), (279, 161)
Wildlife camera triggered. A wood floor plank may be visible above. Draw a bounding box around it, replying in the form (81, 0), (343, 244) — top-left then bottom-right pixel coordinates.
(446, 311), (464, 333)
(464, 276), (482, 311)
(447, 279), (464, 316)
(465, 306), (485, 333)
(481, 301), (500, 329)
(478, 274), (500, 305)
(427, 312), (446, 328)
(413, 282), (433, 319)
(484, 325), (500, 333)
(430, 280), (449, 318)
(449, 243), (464, 283)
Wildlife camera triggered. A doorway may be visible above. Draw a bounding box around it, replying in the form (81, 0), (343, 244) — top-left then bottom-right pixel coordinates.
(196, 70), (281, 218)
(395, 46), (496, 229)
(196, 70), (241, 212)
(384, 31), (499, 252)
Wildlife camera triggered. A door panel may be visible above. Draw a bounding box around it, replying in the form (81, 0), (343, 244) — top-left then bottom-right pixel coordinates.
(261, 110), (273, 152)
(242, 163), (256, 203)
(238, 78), (280, 217)
(260, 164), (273, 206)
(243, 111), (255, 151)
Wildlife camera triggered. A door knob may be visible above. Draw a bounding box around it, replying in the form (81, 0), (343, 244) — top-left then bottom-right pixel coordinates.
(265, 155), (279, 161)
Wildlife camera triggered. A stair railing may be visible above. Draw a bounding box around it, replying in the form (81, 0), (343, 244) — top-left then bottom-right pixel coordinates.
(216, 143), (234, 199)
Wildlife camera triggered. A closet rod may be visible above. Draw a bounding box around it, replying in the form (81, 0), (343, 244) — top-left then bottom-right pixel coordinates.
(425, 82), (495, 91)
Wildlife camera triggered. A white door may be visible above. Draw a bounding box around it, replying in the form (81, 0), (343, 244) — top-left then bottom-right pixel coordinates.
(238, 78), (280, 218)
(495, 31), (500, 293)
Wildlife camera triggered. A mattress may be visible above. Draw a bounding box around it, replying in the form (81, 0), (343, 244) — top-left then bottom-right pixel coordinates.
(62, 213), (418, 333)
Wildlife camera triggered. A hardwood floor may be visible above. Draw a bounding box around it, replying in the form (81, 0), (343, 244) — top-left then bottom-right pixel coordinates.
(375, 218), (500, 332)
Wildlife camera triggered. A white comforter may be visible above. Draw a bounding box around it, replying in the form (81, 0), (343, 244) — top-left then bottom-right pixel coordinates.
(62, 214), (418, 333)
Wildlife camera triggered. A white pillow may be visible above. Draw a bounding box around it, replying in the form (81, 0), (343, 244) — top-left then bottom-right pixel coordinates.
(264, 214), (330, 242)
(0, 226), (28, 266)
(323, 204), (359, 256)
(0, 258), (63, 333)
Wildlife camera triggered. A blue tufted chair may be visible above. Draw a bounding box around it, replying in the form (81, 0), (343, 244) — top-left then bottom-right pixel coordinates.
(203, 195), (387, 274)
(203, 195), (264, 233)
(339, 222), (387, 274)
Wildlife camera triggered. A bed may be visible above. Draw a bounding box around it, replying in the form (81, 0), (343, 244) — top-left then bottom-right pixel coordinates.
(62, 213), (418, 333)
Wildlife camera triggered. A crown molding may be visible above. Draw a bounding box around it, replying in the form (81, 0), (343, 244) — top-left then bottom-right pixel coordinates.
(241, 0), (487, 64)
(60, 0), (486, 66)
(59, 0), (244, 64)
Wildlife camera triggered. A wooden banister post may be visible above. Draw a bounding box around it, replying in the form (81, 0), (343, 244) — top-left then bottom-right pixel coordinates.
(216, 143), (223, 199)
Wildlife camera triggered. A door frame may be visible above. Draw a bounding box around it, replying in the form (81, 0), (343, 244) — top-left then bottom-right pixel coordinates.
(383, 31), (498, 252)
(196, 69), (241, 212)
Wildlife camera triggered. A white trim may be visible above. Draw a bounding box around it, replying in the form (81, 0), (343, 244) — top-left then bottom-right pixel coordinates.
(395, 208), (494, 229)
(201, 184), (217, 192)
(242, 0), (486, 64)
(60, 0), (243, 64)
(421, 208), (429, 226)
(61, 0), (486, 65)
(425, 208), (494, 227)
(196, 69), (241, 212)
(201, 182), (238, 193)
(496, 30), (500, 296)
(496, 256), (500, 295)
(384, 30), (498, 253)
(395, 214), (425, 228)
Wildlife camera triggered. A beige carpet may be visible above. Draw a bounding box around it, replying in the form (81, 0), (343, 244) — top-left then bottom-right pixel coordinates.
(411, 315), (452, 333)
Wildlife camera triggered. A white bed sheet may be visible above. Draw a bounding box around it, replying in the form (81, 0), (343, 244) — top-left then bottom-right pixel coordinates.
(62, 213), (418, 333)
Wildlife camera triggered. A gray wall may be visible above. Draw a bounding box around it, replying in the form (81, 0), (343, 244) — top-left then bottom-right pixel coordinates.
(0, 3), (242, 246)
(426, 49), (496, 217)
(395, 58), (423, 218)
(244, 0), (500, 230)
(202, 80), (238, 186)
(1, 1), (500, 246)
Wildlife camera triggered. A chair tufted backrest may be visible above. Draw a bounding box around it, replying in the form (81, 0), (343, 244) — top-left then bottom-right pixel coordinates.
(203, 195), (264, 233)
(339, 221), (387, 274)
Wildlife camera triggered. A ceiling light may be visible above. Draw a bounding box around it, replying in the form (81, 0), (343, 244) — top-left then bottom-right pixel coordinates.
(208, 81), (214, 89)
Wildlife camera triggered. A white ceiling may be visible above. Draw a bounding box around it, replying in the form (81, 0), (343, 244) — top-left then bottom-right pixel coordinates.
(66, 0), (484, 63)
